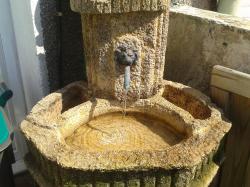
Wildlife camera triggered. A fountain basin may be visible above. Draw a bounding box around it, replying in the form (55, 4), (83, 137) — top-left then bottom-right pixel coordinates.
(65, 112), (184, 152)
(21, 80), (231, 187)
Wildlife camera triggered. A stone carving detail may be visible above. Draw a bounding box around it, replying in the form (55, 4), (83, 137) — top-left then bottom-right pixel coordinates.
(81, 11), (169, 100)
(113, 36), (141, 100)
(114, 43), (138, 66)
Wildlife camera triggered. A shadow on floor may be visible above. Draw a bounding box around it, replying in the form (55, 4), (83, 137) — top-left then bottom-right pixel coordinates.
(14, 172), (37, 187)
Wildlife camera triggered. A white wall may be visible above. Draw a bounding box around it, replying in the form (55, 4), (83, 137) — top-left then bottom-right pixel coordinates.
(9, 0), (49, 111)
(218, 0), (250, 19)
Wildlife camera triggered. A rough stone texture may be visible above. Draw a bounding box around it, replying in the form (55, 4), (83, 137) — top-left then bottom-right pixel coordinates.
(39, 0), (86, 91)
(61, 0), (86, 86)
(171, 0), (216, 10)
(71, 0), (169, 14)
(21, 80), (231, 186)
(165, 6), (250, 94)
(71, 1), (169, 101)
(39, 0), (217, 93)
(22, 2), (232, 187)
(38, 0), (216, 93)
(39, 0), (61, 91)
(65, 112), (184, 151)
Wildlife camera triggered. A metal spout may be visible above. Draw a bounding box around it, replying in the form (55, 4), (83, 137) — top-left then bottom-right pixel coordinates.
(114, 44), (138, 92)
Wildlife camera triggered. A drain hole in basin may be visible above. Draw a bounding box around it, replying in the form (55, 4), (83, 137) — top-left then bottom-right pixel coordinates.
(60, 86), (88, 113)
(163, 85), (211, 120)
(65, 112), (185, 151)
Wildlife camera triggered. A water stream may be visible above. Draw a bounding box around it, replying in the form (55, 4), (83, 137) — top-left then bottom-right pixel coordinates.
(122, 66), (130, 117)
(122, 90), (128, 117)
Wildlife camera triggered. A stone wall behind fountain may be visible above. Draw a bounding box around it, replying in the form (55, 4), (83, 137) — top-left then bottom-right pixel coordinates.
(165, 6), (250, 94)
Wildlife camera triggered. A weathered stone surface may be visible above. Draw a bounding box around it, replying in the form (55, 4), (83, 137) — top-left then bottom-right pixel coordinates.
(21, 2), (232, 187)
(81, 11), (169, 101)
(165, 6), (250, 94)
(21, 80), (231, 186)
(69, 0), (170, 101)
(61, 0), (86, 86)
(70, 0), (169, 14)
(39, 0), (61, 91)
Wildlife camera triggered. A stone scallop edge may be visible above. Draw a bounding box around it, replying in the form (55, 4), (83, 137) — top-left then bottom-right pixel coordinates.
(21, 80), (231, 186)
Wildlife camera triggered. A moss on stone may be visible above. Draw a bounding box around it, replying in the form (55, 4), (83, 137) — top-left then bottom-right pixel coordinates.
(190, 162), (219, 187)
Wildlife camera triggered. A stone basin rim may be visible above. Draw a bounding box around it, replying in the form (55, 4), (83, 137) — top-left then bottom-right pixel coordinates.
(21, 80), (231, 171)
(22, 118), (230, 171)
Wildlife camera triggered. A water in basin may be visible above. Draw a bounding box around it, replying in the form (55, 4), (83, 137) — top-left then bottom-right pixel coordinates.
(66, 112), (184, 152)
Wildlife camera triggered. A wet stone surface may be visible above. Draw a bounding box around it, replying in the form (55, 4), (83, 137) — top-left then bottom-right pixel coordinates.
(66, 112), (184, 151)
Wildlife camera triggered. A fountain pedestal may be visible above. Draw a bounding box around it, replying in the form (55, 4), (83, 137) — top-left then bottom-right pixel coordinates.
(20, 0), (231, 187)
(71, 0), (169, 101)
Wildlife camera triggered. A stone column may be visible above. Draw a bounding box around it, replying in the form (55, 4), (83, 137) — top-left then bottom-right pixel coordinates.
(70, 0), (170, 101)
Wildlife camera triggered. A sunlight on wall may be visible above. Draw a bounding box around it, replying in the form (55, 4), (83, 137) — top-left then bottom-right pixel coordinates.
(218, 0), (250, 19)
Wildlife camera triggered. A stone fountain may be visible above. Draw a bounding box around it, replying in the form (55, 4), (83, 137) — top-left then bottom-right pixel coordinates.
(21, 0), (231, 186)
